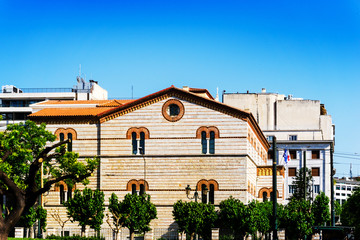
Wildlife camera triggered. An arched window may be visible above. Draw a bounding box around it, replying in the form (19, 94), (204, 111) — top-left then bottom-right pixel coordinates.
(201, 131), (207, 154)
(140, 132), (145, 154)
(209, 184), (215, 204)
(67, 133), (73, 152)
(55, 128), (77, 152)
(140, 184), (145, 195)
(201, 184), (207, 203)
(263, 192), (268, 202)
(209, 131), (215, 154)
(132, 132), (137, 155)
(132, 184), (137, 195)
(197, 127), (219, 154)
(60, 185), (66, 204)
(127, 128), (149, 155)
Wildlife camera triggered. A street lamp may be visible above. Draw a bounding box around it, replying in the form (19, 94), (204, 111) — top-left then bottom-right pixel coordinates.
(37, 157), (44, 238)
(185, 185), (208, 203)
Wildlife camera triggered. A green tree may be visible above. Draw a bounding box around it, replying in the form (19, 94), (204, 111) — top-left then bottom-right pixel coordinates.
(109, 193), (157, 240)
(247, 201), (272, 239)
(218, 197), (248, 239)
(283, 199), (314, 240)
(173, 200), (217, 240)
(312, 192), (330, 226)
(64, 188), (105, 236)
(341, 189), (360, 239)
(107, 193), (129, 240)
(290, 168), (313, 201)
(17, 205), (47, 238)
(0, 121), (99, 240)
(334, 200), (342, 225)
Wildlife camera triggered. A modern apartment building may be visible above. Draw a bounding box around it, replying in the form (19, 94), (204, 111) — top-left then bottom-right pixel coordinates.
(223, 88), (335, 201)
(334, 177), (360, 205)
(0, 77), (108, 130)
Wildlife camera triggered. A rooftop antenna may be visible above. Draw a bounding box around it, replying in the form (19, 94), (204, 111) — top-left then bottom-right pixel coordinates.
(77, 64), (82, 83)
(131, 85), (134, 99)
(350, 163), (353, 179)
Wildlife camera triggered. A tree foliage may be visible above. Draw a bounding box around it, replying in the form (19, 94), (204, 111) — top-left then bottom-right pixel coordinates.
(334, 200), (342, 217)
(312, 192), (330, 226)
(282, 199), (314, 239)
(0, 121), (99, 240)
(173, 200), (217, 240)
(17, 205), (47, 237)
(218, 197), (248, 239)
(290, 167), (313, 201)
(64, 188), (105, 236)
(109, 193), (157, 240)
(341, 189), (360, 239)
(247, 200), (272, 238)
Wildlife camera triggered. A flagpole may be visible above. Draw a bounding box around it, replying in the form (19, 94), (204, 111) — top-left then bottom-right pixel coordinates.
(272, 137), (278, 240)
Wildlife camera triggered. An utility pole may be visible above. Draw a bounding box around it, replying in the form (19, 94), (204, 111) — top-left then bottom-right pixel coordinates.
(330, 143), (335, 226)
(272, 137), (278, 240)
(303, 151), (307, 240)
(303, 150), (307, 200)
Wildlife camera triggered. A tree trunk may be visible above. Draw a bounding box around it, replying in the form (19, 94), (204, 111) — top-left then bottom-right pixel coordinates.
(29, 225), (34, 238)
(115, 230), (120, 240)
(0, 225), (12, 240)
(130, 229), (135, 240)
(81, 225), (86, 237)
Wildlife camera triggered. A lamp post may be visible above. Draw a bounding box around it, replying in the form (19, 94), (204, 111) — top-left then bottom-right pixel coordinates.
(37, 157), (44, 238)
(185, 185), (208, 203)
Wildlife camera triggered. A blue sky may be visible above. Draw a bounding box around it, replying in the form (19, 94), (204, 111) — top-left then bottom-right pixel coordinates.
(1, 0), (359, 176)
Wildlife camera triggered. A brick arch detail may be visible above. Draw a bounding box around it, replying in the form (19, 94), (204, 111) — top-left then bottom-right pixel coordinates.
(54, 181), (68, 191)
(269, 188), (280, 198)
(126, 179), (149, 191)
(126, 127), (150, 139)
(207, 127), (220, 138)
(197, 179), (219, 190)
(138, 179), (149, 190)
(126, 179), (139, 191)
(196, 126), (220, 138)
(196, 127), (208, 138)
(258, 187), (271, 198)
(55, 128), (77, 140)
(208, 179), (219, 190)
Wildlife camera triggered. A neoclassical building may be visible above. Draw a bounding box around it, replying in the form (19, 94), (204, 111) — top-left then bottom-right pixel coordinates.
(29, 86), (284, 238)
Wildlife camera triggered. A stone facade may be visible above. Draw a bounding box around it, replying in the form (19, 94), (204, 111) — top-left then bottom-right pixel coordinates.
(29, 86), (284, 237)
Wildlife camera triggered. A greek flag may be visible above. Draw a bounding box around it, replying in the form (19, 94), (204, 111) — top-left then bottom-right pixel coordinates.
(283, 149), (291, 164)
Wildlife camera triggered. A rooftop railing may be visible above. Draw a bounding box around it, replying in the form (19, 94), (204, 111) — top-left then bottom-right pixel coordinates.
(19, 88), (74, 93)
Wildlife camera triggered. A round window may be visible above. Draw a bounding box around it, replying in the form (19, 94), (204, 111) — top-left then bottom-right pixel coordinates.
(162, 99), (184, 122)
(168, 104), (180, 116)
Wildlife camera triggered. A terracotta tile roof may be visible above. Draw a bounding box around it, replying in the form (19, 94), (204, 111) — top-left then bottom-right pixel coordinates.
(30, 107), (114, 117)
(98, 99), (134, 107)
(28, 85), (269, 149)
